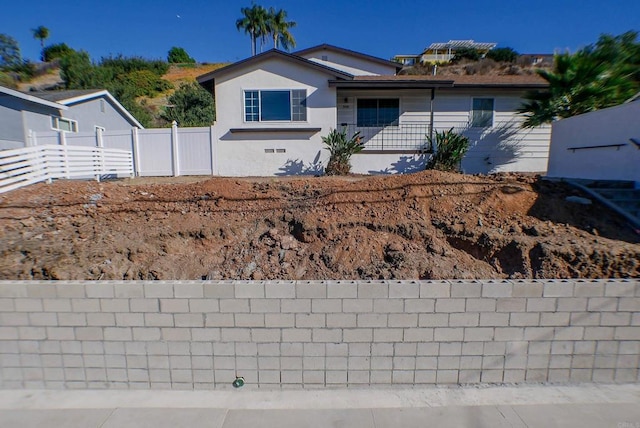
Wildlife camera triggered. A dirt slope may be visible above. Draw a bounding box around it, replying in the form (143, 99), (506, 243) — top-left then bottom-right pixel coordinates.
(0, 172), (638, 280)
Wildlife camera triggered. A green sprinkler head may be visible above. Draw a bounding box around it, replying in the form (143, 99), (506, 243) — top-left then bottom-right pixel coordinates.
(232, 377), (245, 388)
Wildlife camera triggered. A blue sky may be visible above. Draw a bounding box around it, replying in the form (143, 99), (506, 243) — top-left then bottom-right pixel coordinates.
(2, 0), (638, 64)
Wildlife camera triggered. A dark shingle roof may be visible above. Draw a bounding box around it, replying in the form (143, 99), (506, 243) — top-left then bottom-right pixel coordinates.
(28, 89), (104, 102)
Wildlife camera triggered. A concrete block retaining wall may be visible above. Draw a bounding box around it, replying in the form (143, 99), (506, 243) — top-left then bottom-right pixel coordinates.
(0, 279), (638, 390)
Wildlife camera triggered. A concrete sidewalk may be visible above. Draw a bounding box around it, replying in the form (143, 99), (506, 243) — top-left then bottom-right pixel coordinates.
(0, 384), (639, 427)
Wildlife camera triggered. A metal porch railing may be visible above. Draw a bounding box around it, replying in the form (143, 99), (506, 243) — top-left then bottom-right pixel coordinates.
(338, 122), (433, 151)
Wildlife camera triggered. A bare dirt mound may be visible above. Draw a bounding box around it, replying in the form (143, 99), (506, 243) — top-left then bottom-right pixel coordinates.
(0, 171), (638, 280)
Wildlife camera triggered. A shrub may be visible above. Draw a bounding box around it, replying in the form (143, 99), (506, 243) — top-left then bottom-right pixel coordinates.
(161, 82), (215, 127)
(426, 128), (470, 172)
(3, 61), (36, 81)
(43, 43), (74, 62)
(100, 55), (168, 77)
(0, 71), (16, 88)
(59, 50), (102, 89)
(322, 127), (364, 175)
(486, 47), (519, 63)
(464, 58), (497, 75)
(0, 33), (21, 68)
(124, 69), (173, 97)
(119, 97), (154, 128)
(167, 47), (195, 64)
(452, 47), (481, 62)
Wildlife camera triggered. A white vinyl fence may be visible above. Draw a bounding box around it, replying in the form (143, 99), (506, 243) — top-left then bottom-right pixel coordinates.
(30, 123), (216, 177)
(0, 145), (133, 194)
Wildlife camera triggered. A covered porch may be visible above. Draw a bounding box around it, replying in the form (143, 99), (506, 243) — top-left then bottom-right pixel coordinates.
(330, 78), (454, 153)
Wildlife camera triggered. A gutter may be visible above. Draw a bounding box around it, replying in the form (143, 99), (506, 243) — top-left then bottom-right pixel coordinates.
(328, 80), (454, 89)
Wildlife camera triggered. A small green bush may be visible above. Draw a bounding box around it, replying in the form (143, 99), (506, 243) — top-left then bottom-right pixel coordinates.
(43, 43), (74, 62)
(4, 61), (36, 81)
(124, 69), (173, 97)
(167, 47), (195, 64)
(100, 55), (168, 77)
(323, 127), (364, 175)
(486, 47), (519, 63)
(426, 128), (470, 172)
(452, 47), (481, 62)
(161, 82), (215, 127)
(0, 71), (16, 88)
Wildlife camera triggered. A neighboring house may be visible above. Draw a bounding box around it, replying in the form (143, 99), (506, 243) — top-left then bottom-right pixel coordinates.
(393, 55), (421, 67)
(0, 86), (143, 149)
(421, 40), (497, 63)
(394, 40), (497, 65)
(518, 54), (554, 67)
(196, 44), (551, 176)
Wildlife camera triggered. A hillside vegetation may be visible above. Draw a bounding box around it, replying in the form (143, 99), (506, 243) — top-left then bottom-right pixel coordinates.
(17, 62), (226, 127)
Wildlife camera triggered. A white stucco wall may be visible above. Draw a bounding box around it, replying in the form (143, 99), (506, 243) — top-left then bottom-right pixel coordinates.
(300, 50), (398, 76)
(213, 57), (338, 176)
(546, 102), (640, 183)
(351, 152), (427, 175)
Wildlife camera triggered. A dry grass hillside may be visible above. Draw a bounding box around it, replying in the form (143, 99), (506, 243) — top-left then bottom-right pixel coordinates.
(400, 58), (552, 77)
(18, 63), (226, 92)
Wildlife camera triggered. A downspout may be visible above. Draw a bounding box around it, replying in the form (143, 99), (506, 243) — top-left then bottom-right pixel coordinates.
(429, 88), (435, 151)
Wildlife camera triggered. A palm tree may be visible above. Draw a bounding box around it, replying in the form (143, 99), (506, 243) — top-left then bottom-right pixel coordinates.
(32, 25), (49, 61)
(518, 52), (637, 127)
(518, 31), (639, 127)
(268, 8), (296, 51)
(236, 5), (268, 56)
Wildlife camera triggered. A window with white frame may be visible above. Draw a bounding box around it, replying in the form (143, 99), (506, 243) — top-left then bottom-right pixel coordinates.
(244, 89), (307, 122)
(51, 116), (78, 132)
(471, 98), (494, 127)
(357, 98), (400, 127)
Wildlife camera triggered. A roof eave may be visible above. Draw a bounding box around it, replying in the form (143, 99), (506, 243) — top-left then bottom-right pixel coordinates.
(294, 44), (402, 72)
(0, 85), (68, 110)
(451, 83), (549, 89)
(197, 50), (355, 85)
(329, 80), (455, 89)
(60, 90), (144, 128)
(55, 90), (108, 105)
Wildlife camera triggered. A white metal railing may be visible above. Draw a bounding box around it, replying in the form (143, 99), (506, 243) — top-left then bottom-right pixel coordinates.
(0, 145), (133, 194)
(340, 122), (433, 151)
(420, 54), (454, 63)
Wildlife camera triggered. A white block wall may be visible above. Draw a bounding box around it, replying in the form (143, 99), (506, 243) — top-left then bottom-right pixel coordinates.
(547, 102), (640, 182)
(0, 279), (638, 390)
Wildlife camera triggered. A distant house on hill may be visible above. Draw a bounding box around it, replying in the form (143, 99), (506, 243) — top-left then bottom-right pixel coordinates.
(0, 86), (143, 149)
(517, 54), (554, 67)
(197, 43), (552, 176)
(394, 40), (497, 65)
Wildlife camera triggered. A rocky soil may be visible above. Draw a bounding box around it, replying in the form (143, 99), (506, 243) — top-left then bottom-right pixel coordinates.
(0, 171), (638, 280)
